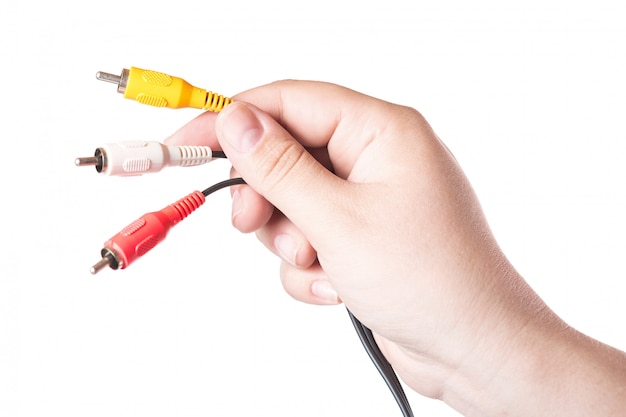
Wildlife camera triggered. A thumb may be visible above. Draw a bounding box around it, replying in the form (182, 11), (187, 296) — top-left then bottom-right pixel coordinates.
(215, 102), (348, 243)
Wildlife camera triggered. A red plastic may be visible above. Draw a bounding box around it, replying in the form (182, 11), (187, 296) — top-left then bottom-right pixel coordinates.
(103, 190), (205, 269)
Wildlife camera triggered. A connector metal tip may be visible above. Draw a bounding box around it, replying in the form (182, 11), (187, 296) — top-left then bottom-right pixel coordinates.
(90, 250), (121, 274)
(90, 257), (111, 275)
(75, 156), (100, 167)
(95, 71), (121, 84)
(96, 69), (129, 94)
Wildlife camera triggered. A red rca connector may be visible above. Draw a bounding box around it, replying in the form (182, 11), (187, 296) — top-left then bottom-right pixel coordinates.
(90, 190), (206, 274)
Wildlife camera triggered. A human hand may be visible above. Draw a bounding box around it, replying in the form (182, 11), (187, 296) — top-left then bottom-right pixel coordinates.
(166, 81), (626, 416)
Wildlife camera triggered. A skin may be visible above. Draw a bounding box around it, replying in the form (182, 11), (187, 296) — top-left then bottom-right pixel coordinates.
(166, 80), (626, 416)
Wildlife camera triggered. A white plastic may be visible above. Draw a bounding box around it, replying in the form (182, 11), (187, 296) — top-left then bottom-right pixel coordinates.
(99, 141), (214, 176)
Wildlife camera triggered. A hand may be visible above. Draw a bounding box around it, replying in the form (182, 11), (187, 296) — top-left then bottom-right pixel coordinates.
(166, 81), (626, 416)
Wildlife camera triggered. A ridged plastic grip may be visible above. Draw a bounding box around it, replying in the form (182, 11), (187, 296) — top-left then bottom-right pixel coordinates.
(166, 190), (205, 220)
(204, 91), (232, 112)
(176, 145), (213, 167)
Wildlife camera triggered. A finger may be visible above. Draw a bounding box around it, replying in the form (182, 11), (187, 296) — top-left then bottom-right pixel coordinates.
(215, 101), (357, 249)
(167, 80), (362, 150)
(167, 80), (403, 179)
(280, 261), (342, 306)
(164, 110), (220, 148)
(256, 211), (318, 269)
(228, 165), (275, 234)
(230, 185), (274, 234)
(231, 80), (398, 179)
(229, 150), (319, 269)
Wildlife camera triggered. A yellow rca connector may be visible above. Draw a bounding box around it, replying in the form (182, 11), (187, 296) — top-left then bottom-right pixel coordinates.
(96, 67), (232, 112)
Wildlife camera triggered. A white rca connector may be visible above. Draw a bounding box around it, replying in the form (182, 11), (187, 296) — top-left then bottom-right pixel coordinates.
(75, 141), (217, 176)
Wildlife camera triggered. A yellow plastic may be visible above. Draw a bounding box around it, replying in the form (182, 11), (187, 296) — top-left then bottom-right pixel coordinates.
(123, 67), (232, 111)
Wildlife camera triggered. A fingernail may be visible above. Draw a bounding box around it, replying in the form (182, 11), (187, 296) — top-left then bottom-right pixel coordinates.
(311, 280), (340, 304)
(220, 103), (263, 153)
(274, 234), (300, 267)
(231, 189), (244, 221)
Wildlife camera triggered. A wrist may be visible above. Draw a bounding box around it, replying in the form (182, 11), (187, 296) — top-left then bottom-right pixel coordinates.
(441, 299), (557, 416)
(377, 264), (549, 403)
(440, 289), (626, 416)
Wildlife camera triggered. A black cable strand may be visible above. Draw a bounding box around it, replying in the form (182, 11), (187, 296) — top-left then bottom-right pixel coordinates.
(202, 176), (414, 416)
(347, 309), (414, 417)
(202, 177), (246, 197)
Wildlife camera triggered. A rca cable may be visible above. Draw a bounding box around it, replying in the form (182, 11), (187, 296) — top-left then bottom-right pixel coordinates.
(77, 66), (414, 417)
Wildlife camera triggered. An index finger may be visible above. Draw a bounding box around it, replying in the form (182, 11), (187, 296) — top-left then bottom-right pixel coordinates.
(167, 80), (400, 177)
(165, 80), (349, 148)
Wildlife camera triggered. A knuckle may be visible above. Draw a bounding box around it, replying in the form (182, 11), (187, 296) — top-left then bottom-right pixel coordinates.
(254, 140), (306, 191)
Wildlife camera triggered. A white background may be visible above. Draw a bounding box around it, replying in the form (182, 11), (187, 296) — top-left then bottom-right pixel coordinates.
(1, 1), (625, 416)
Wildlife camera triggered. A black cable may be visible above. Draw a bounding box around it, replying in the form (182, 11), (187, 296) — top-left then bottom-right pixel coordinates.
(201, 173), (414, 416)
(201, 177), (246, 197)
(347, 309), (414, 417)
(212, 150), (227, 159)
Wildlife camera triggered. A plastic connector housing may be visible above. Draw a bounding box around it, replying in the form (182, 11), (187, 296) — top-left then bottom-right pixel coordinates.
(95, 141), (213, 176)
(123, 67), (208, 109)
(91, 190), (206, 274)
(75, 141), (216, 176)
(96, 67), (232, 111)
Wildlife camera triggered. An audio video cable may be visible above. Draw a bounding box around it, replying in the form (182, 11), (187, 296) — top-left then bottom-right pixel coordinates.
(79, 66), (414, 417)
